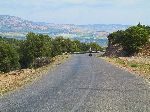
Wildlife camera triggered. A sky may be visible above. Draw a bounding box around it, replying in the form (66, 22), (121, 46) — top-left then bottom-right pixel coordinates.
(0, 0), (150, 25)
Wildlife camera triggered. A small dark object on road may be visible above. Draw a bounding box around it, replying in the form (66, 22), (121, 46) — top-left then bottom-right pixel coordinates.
(89, 53), (92, 56)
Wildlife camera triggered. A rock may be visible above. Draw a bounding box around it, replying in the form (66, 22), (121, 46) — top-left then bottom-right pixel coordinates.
(8, 71), (18, 75)
(137, 44), (150, 57)
(104, 39), (126, 57)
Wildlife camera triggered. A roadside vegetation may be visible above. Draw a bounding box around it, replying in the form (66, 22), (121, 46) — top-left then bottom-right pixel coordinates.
(101, 23), (150, 81)
(101, 57), (150, 80)
(0, 32), (102, 73)
(0, 55), (70, 95)
(105, 23), (150, 57)
(0, 33), (103, 95)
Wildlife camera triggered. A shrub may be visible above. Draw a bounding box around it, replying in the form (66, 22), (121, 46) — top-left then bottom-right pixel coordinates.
(20, 33), (52, 68)
(33, 57), (51, 68)
(129, 63), (138, 68)
(108, 25), (149, 56)
(0, 40), (20, 73)
(122, 26), (149, 55)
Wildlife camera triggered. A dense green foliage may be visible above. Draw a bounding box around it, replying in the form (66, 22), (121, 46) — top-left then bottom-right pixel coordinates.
(89, 42), (103, 52)
(20, 33), (52, 68)
(51, 37), (90, 56)
(51, 37), (75, 56)
(108, 24), (150, 55)
(0, 39), (20, 72)
(0, 33), (102, 73)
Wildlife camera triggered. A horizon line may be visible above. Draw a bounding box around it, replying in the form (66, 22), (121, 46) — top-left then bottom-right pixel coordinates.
(0, 14), (136, 26)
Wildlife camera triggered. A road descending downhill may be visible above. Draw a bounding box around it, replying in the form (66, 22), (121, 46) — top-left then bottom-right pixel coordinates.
(0, 54), (150, 112)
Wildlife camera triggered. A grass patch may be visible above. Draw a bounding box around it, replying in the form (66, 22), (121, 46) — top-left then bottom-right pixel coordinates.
(114, 58), (126, 65)
(129, 63), (138, 68)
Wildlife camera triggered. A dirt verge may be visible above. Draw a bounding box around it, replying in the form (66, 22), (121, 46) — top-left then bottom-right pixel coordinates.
(99, 56), (150, 82)
(0, 55), (71, 96)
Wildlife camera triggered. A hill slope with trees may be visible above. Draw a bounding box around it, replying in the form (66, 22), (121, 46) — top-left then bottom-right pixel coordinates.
(104, 24), (150, 57)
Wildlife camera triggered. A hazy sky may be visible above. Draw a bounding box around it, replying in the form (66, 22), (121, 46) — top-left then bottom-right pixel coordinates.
(0, 0), (149, 25)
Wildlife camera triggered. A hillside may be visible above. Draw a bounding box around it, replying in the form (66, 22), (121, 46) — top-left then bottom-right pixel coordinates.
(0, 15), (68, 33)
(0, 15), (129, 34)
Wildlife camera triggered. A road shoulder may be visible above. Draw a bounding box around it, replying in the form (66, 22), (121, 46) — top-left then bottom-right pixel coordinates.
(98, 56), (150, 83)
(0, 55), (71, 96)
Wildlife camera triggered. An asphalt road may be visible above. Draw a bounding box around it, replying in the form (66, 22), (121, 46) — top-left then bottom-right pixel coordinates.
(0, 54), (150, 112)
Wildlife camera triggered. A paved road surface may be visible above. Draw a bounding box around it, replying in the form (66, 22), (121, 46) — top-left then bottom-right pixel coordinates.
(0, 54), (150, 112)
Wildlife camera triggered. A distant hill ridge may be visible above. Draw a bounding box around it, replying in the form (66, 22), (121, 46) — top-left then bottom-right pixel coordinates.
(0, 15), (54, 32)
(0, 15), (130, 33)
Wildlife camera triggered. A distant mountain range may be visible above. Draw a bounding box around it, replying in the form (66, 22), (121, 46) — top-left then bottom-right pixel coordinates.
(0, 15), (130, 46)
(0, 15), (130, 34)
(0, 15), (68, 34)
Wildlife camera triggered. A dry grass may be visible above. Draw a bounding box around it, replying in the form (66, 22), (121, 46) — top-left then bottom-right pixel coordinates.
(100, 56), (150, 82)
(0, 55), (71, 96)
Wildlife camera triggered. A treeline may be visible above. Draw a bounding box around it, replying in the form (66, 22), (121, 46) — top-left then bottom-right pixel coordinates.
(0, 32), (102, 73)
(107, 23), (150, 56)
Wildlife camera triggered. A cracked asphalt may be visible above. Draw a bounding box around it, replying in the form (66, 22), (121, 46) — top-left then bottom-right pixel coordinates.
(0, 54), (150, 112)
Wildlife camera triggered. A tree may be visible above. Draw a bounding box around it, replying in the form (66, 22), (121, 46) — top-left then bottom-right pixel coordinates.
(73, 40), (82, 52)
(122, 26), (149, 55)
(51, 37), (81, 56)
(20, 32), (52, 68)
(89, 42), (103, 52)
(51, 37), (64, 56)
(107, 25), (149, 56)
(0, 40), (20, 72)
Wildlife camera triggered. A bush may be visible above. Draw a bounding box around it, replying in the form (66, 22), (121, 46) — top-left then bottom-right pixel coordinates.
(0, 33), (102, 72)
(51, 37), (92, 56)
(20, 33), (52, 68)
(122, 26), (149, 55)
(0, 40), (20, 73)
(108, 25), (149, 56)
(33, 57), (51, 68)
(130, 63), (138, 68)
(88, 42), (103, 52)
